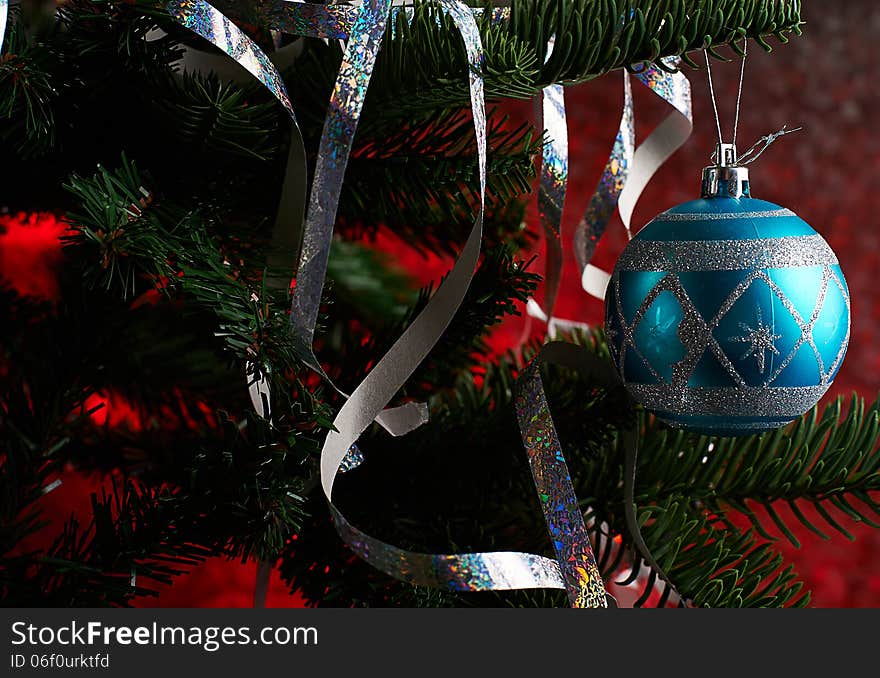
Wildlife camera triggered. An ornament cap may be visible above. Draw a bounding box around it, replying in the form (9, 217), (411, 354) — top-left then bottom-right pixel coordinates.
(701, 143), (751, 199)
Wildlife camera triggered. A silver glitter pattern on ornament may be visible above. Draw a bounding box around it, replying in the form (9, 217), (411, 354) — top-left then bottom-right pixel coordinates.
(625, 384), (829, 418)
(655, 208), (795, 221)
(615, 234), (839, 272)
(608, 229), (851, 420)
(729, 306), (781, 374)
(610, 270), (746, 389)
(610, 263), (851, 390)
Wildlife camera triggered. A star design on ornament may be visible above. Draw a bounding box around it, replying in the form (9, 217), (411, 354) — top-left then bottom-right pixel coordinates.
(729, 307), (782, 374)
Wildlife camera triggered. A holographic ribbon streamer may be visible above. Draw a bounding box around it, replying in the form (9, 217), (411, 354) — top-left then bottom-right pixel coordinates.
(317, 0), (605, 605)
(286, 0), (428, 436)
(167, 0), (421, 435)
(167, 0), (296, 116)
(267, 1), (510, 39)
(535, 42), (567, 326)
(515, 343), (614, 607)
(521, 38), (579, 342)
(522, 75), (591, 341)
(289, 0), (391, 361)
(516, 341), (688, 607)
(574, 71), (634, 300)
(268, 1), (359, 40)
(575, 58), (692, 301)
(619, 61), (694, 234)
(166, 0), (671, 607)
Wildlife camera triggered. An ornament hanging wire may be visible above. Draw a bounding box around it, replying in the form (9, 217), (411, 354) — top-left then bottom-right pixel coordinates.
(704, 39), (801, 166)
(703, 48), (725, 148)
(733, 37), (747, 148)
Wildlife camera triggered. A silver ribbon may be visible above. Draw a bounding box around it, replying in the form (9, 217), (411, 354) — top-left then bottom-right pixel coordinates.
(289, 0), (390, 366)
(619, 61), (694, 233)
(318, 3), (608, 607)
(515, 342), (615, 607)
(167, 0), (421, 435)
(268, 1), (510, 38)
(574, 71), (634, 300)
(167, 0), (689, 607)
(576, 58), (693, 301)
(318, 0), (568, 598)
(531, 37), (568, 331)
(286, 0), (428, 437)
(166, 0), (309, 421)
(537, 92), (566, 323)
(169, 0), (568, 600)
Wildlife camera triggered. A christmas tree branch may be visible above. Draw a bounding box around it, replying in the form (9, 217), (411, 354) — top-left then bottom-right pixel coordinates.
(635, 394), (880, 547)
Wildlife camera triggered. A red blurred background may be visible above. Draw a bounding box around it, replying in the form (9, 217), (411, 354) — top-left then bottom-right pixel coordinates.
(2, 2), (878, 607)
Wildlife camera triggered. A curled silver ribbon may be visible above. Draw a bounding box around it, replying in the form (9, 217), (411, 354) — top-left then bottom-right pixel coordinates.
(166, 0), (309, 422)
(167, 0), (422, 436)
(268, 1), (510, 39)
(515, 342), (617, 607)
(576, 58), (693, 301)
(286, 0), (428, 437)
(319, 3), (610, 608)
(534, 41), (567, 328)
(170, 0), (567, 601)
(289, 0), (391, 365)
(523, 39), (591, 340)
(574, 71), (634, 300)
(319, 0), (570, 599)
(619, 60), (694, 233)
(168, 0), (682, 607)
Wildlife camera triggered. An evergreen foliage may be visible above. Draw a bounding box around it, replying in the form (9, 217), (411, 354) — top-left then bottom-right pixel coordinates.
(3, 1), (868, 610)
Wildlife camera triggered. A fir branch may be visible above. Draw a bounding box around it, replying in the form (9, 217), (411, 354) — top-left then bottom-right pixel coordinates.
(62, 156), (186, 298)
(60, 155), (326, 430)
(58, 0), (183, 79)
(340, 111), (540, 255)
(280, 0), (802, 123)
(157, 70), (281, 163)
(0, 8), (58, 156)
(634, 394), (880, 547)
(2, 478), (216, 607)
(613, 495), (808, 608)
(172, 410), (316, 562)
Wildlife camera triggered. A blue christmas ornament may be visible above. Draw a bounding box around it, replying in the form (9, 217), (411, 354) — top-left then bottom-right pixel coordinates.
(605, 144), (850, 436)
